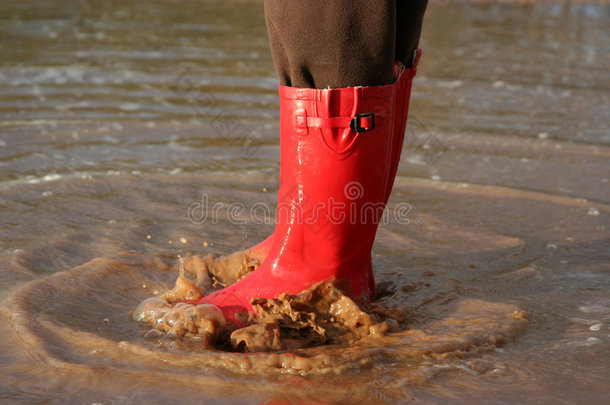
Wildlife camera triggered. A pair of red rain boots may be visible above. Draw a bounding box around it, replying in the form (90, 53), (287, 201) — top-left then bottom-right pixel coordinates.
(195, 51), (421, 326)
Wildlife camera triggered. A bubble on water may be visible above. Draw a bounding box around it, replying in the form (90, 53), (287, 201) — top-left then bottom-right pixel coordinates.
(120, 103), (140, 111)
(103, 135), (119, 144)
(194, 304), (226, 327)
(587, 207), (600, 216)
(133, 297), (171, 323)
(579, 305), (608, 314)
(41, 174), (62, 182)
(537, 132), (549, 139)
(589, 324), (602, 331)
(144, 329), (163, 339)
(439, 80), (462, 88)
(136, 298), (226, 341)
(586, 337), (601, 344)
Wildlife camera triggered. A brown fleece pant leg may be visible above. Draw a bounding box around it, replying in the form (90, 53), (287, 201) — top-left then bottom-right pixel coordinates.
(264, 0), (428, 89)
(395, 0), (428, 66)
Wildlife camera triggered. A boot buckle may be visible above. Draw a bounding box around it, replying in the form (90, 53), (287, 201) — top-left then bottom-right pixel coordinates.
(350, 113), (375, 133)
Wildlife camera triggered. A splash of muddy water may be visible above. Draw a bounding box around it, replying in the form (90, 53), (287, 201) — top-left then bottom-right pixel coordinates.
(129, 256), (528, 355)
(2, 246), (529, 378)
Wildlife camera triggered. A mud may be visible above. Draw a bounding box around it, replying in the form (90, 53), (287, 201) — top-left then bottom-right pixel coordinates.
(135, 257), (403, 352)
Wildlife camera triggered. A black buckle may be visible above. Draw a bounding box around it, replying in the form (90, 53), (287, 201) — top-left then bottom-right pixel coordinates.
(350, 113), (375, 133)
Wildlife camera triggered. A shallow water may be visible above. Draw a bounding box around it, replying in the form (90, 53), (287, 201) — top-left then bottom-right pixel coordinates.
(1, 0), (609, 403)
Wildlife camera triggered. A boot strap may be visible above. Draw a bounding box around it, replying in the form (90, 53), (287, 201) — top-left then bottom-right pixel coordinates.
(295, 111), (375, 133)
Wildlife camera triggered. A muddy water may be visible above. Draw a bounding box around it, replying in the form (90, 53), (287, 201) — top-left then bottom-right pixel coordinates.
(0, 0), (609, 403)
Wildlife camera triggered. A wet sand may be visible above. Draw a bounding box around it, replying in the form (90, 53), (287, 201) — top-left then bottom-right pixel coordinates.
(0, 0), (609, 403)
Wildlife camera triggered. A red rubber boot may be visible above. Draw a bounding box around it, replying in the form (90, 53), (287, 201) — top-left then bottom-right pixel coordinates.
(364, 49), (422, 294)
(386, 49), (422, 203)
(194, 80), (400, 326)
(232, 51), (422, 298)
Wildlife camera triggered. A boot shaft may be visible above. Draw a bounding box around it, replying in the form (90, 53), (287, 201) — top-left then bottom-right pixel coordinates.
(385, 49), (421, 202)
(272, 83), (396, 270)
